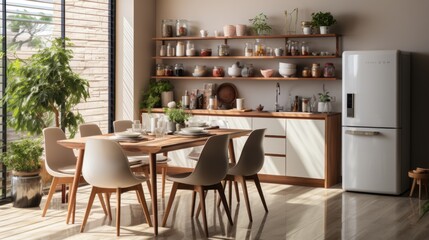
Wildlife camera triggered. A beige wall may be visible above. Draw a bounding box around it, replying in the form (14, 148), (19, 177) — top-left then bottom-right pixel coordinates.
(116, 0), (155, 121)
(119, 0), (429, 168)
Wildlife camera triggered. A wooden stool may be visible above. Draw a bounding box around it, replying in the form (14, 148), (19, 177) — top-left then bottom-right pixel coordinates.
(408, 169), (429, 199)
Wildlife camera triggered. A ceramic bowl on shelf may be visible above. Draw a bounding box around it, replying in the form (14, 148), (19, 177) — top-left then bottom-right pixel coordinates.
(279, 62), (296, 69)
(192, 71), (205, 77)
(279, 68), (296, 78)
(223, 25), (236, 37)
(260, 69), (274, 78)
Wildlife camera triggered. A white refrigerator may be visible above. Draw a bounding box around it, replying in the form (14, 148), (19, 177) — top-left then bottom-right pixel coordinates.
(342, 50), (410, 195)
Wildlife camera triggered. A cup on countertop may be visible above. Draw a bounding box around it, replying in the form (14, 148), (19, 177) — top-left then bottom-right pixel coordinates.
(132, 120), (142, 132)
(236, 98), (244, 110)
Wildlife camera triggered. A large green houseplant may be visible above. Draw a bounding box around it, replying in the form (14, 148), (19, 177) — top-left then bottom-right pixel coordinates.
(141, 79), (174, 112)
(2, 37), (90, 137)
(0, 138), (44, 207)
(249, 13), (272, 35)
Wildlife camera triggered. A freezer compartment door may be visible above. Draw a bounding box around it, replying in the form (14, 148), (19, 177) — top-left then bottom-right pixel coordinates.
(342, 50), (399, 128)
(342, 127), (404, 194)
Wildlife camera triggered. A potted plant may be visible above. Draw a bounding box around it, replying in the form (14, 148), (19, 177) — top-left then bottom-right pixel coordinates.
(164, 102), (190, 132)
(318, 86), (332, 113)
(2, 37), (90, 137)
(0, 138), (44, 208)
(141, 79), (174, 112)
(249, 13), (272, 35)
(311, 11), (337, 34)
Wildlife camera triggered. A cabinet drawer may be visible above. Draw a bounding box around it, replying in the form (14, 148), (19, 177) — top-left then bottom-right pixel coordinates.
(259, 155), (286, 176)
(264, 137), (286, 155)
(252, 117), (286, 136)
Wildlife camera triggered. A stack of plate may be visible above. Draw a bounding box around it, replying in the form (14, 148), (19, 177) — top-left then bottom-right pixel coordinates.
(114, 131), (141, 139)
(178, 127), (207, 136)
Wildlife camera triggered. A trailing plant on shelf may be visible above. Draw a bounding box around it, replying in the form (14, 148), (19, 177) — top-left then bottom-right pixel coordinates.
(2, 37), (89, 137)
(141, 79), (174, 112)
(317, 84), (332, 113)
(249, 13), (272, 35)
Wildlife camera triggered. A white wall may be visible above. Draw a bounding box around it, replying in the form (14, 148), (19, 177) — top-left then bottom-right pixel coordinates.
(119, 0), (429, 168)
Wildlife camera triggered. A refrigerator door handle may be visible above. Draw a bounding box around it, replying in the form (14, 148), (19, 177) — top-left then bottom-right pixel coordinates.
(345, 130), (380, 136)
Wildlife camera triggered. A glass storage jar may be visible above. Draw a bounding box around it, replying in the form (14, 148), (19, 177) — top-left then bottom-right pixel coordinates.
(323, 63), (335, 77)
(212, 66), (224, 77)
(156, 64), (164, 76)
(161, 19), (174, 37)
(218, 44), (230, 56)
(164, 65), (174, 76)
(176, 41), (185, 57)
(301, 41), (310, 56)
(311, 63), (321, 77)
(244, 42), (253, 56)
(302, 67), (311, 77)
(176, 19), (188, 37)
(186, 41), (195, 56)
(200, 48), (212, 56)
(254, 39), (266, 56)
(159, 44), (167, 57)
(174, 63), (185, 76)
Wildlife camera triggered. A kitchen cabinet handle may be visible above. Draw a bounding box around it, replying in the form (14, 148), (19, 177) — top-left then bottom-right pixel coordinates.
(345, 130), (380, 136)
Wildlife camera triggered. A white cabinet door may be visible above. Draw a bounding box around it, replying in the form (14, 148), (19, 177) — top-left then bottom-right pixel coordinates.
(252, 117), (287, 176)
(252, 117), (286, 136)
(286, 119), (325, 179)
(259, 156), (286, 176)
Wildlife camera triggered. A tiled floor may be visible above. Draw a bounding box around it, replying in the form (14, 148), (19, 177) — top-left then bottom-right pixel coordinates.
(1, 178), (429, 239)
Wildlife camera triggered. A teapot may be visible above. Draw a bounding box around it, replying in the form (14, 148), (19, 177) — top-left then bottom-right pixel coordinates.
(228, 61), (241, 77)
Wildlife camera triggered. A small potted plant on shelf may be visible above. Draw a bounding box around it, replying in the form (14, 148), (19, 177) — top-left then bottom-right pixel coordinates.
(249, 13), (272, 35)
(318, 85), (332, 113)
(0, 138), (44, 208)
(141, 79), (174, 113)
(311, 11), (337, 34)
(164, 102), (190, 132)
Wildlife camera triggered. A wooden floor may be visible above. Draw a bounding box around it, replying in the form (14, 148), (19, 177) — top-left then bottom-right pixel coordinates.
(1, 178), (429, 239)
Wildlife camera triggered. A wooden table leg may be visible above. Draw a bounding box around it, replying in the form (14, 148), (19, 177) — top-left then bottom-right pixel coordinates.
(149, 153), (158, 235)
(228, 139), (240, 203)
(66, 149), (84, 224)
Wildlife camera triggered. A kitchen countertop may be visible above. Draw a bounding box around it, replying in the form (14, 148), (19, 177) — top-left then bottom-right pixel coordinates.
(142, 108), (341, 119)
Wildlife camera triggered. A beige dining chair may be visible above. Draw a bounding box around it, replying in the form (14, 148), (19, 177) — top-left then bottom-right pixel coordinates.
(42, 127), (109, 220)
(161, 134), (233, 237)
(80, 139), (152, 236)
(221, 128), (268, 222)
(113, 120), (169, 198)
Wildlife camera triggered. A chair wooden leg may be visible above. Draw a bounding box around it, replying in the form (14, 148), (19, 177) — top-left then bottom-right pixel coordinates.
(116, 188), (121, 236)
(234, 180), (240, 203)
(105, 193), (112, 221)
(42, 177), (59, 217)
(162, 166), (167, 198)
(61, 184), (66, 203)
(228, 180), (233, 208)
(238, 176), (252, 222)
(80, 187), (97, 233)
(97, 193), (108, 216)
(143, 168), (152, 198)
(191, 191), (197, 217)
(252, 174), (268, 212)
(136, 184), (153, 227)
(410, 179), (416, 197)
(216, 183), (233, 225)
(162, 182), (178, 227)
(217, 180), (226, 208)
(195, 190), (207, 218)
(197, 186), (209, 238)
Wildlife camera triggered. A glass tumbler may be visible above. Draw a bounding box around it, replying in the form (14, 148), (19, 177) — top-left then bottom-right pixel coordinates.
(132, 120), (142, 133)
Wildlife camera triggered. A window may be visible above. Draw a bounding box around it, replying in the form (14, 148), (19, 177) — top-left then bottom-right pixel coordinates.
(0, 0), (114, 202)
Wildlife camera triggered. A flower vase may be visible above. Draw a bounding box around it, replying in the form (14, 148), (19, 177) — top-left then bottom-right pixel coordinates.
(284, 8), (299, 34)
(318, 102), (332, 113)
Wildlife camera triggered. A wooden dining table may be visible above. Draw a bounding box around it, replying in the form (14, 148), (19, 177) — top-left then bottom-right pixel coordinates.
(57, 128), (251, 235)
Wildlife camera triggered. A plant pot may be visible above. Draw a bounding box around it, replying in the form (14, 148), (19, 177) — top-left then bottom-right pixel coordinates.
(320, 26), (329, 34)
(161, 91), (174, 107)
(11, 172), (42, 208)
(318, 102), (332, 113)
(167, 121), (176, 132)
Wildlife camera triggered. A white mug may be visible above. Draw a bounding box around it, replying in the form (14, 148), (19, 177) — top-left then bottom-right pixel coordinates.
(200, 29), (208, 37)
(236, 98), (244, 110)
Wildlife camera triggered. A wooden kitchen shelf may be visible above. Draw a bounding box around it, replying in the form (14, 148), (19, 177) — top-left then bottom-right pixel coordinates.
(151, 76), (339, 81)
(153, 33), (340, 41)
(153, 55), (339, 60)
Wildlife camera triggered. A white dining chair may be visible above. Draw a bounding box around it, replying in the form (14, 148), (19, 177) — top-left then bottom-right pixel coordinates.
(80, 139), (152, 236)
(161, 134), (233, 237)
(42, 127), (109, 221)
(113, 120), (169, 198)
(222, 128), (268, 221)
